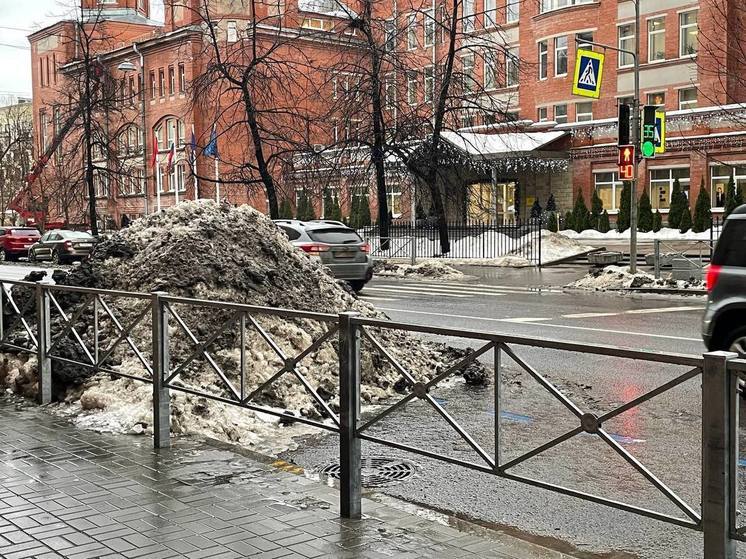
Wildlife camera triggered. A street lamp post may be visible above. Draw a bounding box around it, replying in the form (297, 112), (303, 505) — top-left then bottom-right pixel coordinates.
(117, 43), (149, 216)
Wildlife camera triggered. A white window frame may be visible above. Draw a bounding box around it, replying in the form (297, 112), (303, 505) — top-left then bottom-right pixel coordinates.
(538, 41), (548, 80)
(678, 87), (697, 110)
(407, 13), (418, 50)
(540, 0), (593, 14)
(387, 184), (403, 218)
(576, 101), (593, 122)
(647, 16), (666, 63)
(463, 0), (475, 31)
(227, 21), (238, 43)
(506, 47), (519, 86)
(679, 10), (698, 57)
(554, 103), (568, 124)
(506, 0), (519, 23)
(649, 167), (690, 211)
(384, 19), (396, 51)
(407, 71), (418, 105)
(424, 65), (435, 102)
(537, 107), (548, 122)
(594, 171), (624, 212)
(710, 164), (746, 209)
(618, 23), (634, 68)
(484, 0), (497, 28)
(424, 10), (435, 46)
(484, 49), (498, 90)
(462, 53), (475, 93)
(385, 73), (396, 109)
(554, 36), (568, 76)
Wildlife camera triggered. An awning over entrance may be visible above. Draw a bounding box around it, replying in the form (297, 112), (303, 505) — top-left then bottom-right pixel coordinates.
(441, 130), (568, 159)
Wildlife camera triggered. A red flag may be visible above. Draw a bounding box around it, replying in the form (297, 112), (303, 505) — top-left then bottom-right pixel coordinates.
(150, 128), (159, 167)
(165, 142), (176, 173)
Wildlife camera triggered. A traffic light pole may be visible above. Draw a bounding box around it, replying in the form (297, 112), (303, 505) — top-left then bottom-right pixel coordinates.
(630, 0), (640, 274)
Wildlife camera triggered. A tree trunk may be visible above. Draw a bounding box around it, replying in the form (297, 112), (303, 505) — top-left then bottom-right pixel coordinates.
(242, 88), (279, 218)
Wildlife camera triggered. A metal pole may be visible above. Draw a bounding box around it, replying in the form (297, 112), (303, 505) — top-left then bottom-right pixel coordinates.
(339, 311), (361, 519)
(654, 239), (660, 279)
(35, 282), (51, 405)
(702, 350), (738, 559)
(629, 0), (640, 273)
(156, 164), (162, 213)
(410, 234), (416, 266)
(215, 158), (220, 202)
(133, 43), (149, 216)
(151, 291), (170, 448)
(494, 344), (501, 467)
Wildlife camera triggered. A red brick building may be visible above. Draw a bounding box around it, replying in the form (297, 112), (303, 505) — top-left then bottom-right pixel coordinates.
(25, 0), (746, 227)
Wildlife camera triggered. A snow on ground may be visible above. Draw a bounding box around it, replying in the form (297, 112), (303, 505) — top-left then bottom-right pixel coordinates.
(374, 260), (465, 279)
(536, 231), (596, 263)
(568, 265), (706, 292)
(560, 227), (714, 241)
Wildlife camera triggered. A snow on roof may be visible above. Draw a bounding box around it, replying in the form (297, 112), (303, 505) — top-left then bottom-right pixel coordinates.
(298, 0), (357, 18)
(441, 130), (567, 157)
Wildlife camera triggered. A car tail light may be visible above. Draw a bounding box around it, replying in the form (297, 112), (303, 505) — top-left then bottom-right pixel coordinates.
(360, 242), (370, 253)
(64, 240), (74, 252)
(706, 265), (722, 292)
(298, 243), (330, 255)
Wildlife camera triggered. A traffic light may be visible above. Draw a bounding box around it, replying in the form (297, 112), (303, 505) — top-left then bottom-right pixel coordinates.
(641, 106), (657, 158)
(618, 145), (635, 180)
(618, 103), (630, 146)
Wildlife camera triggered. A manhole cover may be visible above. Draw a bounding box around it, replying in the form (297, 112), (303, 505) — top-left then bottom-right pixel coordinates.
(318, 457), (416, 487)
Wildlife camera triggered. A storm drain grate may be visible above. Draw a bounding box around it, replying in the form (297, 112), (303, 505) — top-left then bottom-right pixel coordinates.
(318, 457), (416, 487)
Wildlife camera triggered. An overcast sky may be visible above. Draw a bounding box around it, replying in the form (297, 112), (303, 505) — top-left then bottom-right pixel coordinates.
(0, 0), (164, 101)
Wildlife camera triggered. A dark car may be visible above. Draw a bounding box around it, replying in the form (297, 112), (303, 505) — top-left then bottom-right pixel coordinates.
(702, 205), (746, 354)
(0, 227), (41, 262)
(29, 230), (97, 265)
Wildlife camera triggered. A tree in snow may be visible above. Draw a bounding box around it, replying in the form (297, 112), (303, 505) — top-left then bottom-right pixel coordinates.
(547, 211), (558, 232)
(530, 199), (542, 221)
(323, 189), (342, 221)
(668, 178), (687, 229)
(590, 188), (603, 231)
(546, 193), (557, 213)
(679, 206), (693, 233)
(278, 199), (294, 219)
(563, 211), (574, 232)
(598, 210), (610, 233)
(296, 190), (316, 221)
(693, 178), (712, 232)
(653, 210), (662, 232)
(617, 182), (631, 233)
(571, 191), (590, 233)
(637, 190), (654, 232)
(724, 175), (743, 217)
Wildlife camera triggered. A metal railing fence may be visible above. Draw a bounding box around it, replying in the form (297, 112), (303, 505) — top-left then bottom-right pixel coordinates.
(1, 278), (744, 557)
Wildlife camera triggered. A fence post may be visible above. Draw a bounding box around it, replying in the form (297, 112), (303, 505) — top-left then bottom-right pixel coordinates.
(151, 291), (170, 449)
(35, 281), (51, 405)
(338, 311), (361, 519)
(654, 240), (661, 279)
(702, 350), (738, 559)
(410, 234), (416, 266)
(538, 223), (542, 267)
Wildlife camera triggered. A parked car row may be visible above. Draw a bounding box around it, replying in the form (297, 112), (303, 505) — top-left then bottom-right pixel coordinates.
(0, 227), (97, 264)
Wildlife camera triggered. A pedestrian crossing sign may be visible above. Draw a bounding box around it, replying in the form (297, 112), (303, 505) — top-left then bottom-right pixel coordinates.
(572, 49), (605, 99)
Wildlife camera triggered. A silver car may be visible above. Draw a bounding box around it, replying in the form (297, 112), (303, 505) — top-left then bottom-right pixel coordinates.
(702, 205), (746, 353)
(274, 220), (374, 292)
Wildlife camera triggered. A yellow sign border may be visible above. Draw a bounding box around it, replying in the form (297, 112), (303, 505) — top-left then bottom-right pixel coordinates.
(655, 111), (666, 153)
(572, 49), (605, 99)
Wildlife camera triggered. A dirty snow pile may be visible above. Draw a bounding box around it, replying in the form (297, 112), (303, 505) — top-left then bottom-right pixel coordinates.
(0, 201), (487, 453)
(536, 231), (596, 263)
(568, 265), (706, 292)
(374, 260), (464, 279)
(560, 227), (713, 241)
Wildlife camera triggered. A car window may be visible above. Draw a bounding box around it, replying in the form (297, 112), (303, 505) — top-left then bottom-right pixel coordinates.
(63, 231), (94, 240)
(278, 226), (301, 241)
(40, 233), (49, 242)
(9, 229), (39, 236)
(49, 233), (62, 241)
(0, 229), (6, 236)
(307, 228), (362, 244)
(713, 220), (746, 267)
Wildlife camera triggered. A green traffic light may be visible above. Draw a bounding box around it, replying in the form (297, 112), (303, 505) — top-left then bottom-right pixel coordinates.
(642, 141), (656, 158)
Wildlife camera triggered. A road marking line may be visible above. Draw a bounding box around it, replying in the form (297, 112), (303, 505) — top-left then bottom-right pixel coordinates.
(376, 308), (702, 342)
(374, 283), (526, 296)
(501, 317), (552, 323)
(563, 312), (620, 319)
(372, 285), (510, 297)
(360, 295), (398, 302)
(624, 306), (704, 315)
(393, 280), (561, 293)
(365, 287), (472, 299)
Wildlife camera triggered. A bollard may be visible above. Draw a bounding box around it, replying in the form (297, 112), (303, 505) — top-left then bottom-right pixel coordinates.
(338, 311), (361, 519)
(702, 351), (738, 559)
(410, 235), (416, 266)
(654, 239), (661, 279)
(151, 291), (171, 448)
(35, 282), (52, 404)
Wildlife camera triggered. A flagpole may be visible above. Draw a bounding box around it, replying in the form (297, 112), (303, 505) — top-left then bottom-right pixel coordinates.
(193, 159), (199, 200)
(215, 157), (220, 202)
(156, 163), (162, 213)
(175, 163), (179, 205)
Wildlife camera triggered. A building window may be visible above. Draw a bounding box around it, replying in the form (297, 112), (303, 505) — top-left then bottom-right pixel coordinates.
(576, 31), (593, 49)
(158, 68), (165, 97)
(178, 63), (185, 93)
(576, 101), (593, 121)
(227, 21), (238, 43)
(538, 41), (548, 80)
(594, 172), (624, 211)
(128, 76), (135, 105)
(407, 13), (418, 50)
(554, 103), (568, 124)
(39, 111), (48, 152)
(711, 165), (746, 208)
(537, 107), (548, 122)
(484, 0), (496, 28)
(678, 88), (697, 110)
(650, 168), (690, 210)
(506, 0), (519, 23)
(647, 17), (666, 62)
(540, 0), (593, 14)
(618, 24), (635, 68)
(463, 0), (475, 31)
(618, 95), (634, 107)
(387, 184), (402, 217)
(506, 47), (519, 86)
(385, 73), (396, 108)
(462, 53), (475, 93)
(424, 65), (435, 102)
(158, 165), (166, 192)
(461, 110), (476, 128)
(680, 10), (698, 56)
(647, 91), (665, 107)
(407, 71), (418, 105)
(149, 70), (156, 99)
(384, 19), (395, 51)
(554, 36), (568, 76)
(424, 10), (435, 46)
(484, 49), (499, 90)
(176, 162), (187, 192)
(168, 66), (175, 96)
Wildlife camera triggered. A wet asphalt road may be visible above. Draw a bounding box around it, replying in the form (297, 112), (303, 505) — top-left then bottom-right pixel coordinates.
(284, 266), (745, 559)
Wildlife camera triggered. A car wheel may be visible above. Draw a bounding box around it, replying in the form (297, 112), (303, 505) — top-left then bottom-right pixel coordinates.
(28, 250), (36, 263)
(0, 249), (6, 262)
(52, 250), (63, 265)
(726, 327), (746, 357)
(348, 280), (366, 293)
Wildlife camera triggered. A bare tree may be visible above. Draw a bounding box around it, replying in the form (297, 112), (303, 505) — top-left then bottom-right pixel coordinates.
(0, 103), (33, 224)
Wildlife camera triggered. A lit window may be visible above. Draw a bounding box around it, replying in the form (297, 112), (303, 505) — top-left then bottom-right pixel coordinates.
(650, 168), (690, 210)
(647, 17), (666, 62)
(711, 165), (746, 208)
(647, 91), (665, 107)
(594, 172), (624, 211)
(680, 11), (698, 56)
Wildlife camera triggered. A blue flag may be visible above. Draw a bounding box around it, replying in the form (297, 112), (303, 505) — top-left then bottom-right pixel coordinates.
(203, 125), (219, 159)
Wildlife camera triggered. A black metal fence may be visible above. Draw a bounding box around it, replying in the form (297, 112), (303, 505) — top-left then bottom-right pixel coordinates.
(360, 220), (543, 266)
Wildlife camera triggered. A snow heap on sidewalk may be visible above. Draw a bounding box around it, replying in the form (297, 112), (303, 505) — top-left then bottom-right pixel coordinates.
(0, 202), (486, 453)
(560, 227), (714, 241)
(568, 265), (705, 291)
(374, 260), (465, 279)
